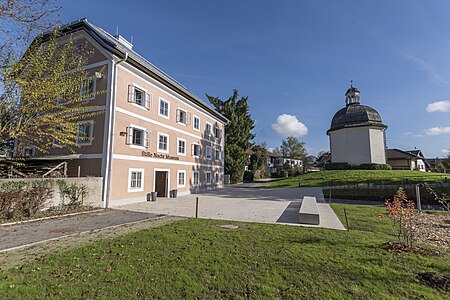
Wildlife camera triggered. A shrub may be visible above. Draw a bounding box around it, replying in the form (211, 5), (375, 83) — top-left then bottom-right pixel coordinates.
(0, 187), (52, 220)
(385, 188), (415, 247)
(56, 180), (88, 208)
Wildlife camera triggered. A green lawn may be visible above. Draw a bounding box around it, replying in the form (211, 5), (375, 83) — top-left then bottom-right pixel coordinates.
(265, 170), (449, 188)
(0, 205), (448, 299)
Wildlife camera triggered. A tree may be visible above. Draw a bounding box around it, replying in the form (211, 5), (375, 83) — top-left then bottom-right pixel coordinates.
(249, 143), (269, 178)
(280, 136), (306, 159)
(0, 1), (102, 156)
(207, 89), (255, 183)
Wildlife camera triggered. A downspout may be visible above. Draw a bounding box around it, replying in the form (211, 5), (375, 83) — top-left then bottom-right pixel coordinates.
(103, 52), (128, 208)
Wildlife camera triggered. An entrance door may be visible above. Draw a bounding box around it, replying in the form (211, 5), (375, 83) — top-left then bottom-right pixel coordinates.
(155, 171), (168, 197)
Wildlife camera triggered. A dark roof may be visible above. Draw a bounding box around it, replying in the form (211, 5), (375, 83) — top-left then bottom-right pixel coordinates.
(327, 103), (386, 134)
(345, 86), (360, 95)
(406, 150), (424, 157)
(42, 18), (229, 124)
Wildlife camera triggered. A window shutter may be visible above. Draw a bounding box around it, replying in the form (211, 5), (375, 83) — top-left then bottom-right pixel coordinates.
(187, 112), (192, 125)
(144, 131), (149, 148)
(191, 144), (194, 155)
(176, 109), (180, 122)
(145, 93), (152, 110)
(128, 85), (134, 103)
(126, 127), (133, 145)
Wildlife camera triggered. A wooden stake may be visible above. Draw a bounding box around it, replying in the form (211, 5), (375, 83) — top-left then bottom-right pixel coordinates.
(344, 207), (349, 231)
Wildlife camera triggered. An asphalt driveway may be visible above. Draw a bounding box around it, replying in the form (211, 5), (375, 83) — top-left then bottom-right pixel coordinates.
(0, 209), (163, 252)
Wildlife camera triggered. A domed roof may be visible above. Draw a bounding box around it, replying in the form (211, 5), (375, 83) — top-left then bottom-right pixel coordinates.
(327, 85), (387, 134)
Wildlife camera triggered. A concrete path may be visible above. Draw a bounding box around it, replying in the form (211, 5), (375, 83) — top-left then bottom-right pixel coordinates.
(0, 210), (163, 252)
(117, 187), (346, 230)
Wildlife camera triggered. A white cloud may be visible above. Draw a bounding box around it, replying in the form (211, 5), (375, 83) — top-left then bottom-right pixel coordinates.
(441, 149), (450, 155)
(271, 114), (308, 137)
(424, 126), (450, 136)
(426, 100), (450, 113)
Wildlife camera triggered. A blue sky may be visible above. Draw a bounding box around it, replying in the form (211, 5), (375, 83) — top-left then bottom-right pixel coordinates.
(60, 0), (450, 157)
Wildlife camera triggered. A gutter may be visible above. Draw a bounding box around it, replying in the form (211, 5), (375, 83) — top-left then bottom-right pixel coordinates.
(102, 52), (128, 208)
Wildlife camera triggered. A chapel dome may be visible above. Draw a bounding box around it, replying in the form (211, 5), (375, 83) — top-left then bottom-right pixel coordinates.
(327, 85), (387, 134)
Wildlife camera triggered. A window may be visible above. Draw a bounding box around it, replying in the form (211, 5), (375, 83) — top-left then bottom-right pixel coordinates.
(193, 171), (199, 186)
(81, 77), (96, 100)
(128, 169), (144, 192)
(192, 143), (201, 157)
(177, 109), (190, 125)
(193, 116), (200, 131)
(159, 98), (170, 118)
(206, 146), (212, 160)
(77, 121), (94, 145)
(205, 123), (212, 136)
(215, 172), (219, 184)
(205, 171), (211, 185)
(177, 138), (186, 155)
(215, 149), (221, 161)
(23, 146), (36, 157)
(214, 127), (221, 139)
(52, 126), (66, 148)
(177, 170), (186, 187)
(74, 44), (84, 54)
(126, 126), (149, 148)
(129, 85), (152, 109)
(158, 133), (169, 152)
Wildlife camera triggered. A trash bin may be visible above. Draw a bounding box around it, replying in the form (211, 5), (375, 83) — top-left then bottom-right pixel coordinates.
(148, 192), (157, 202)
(172, 189), (177, 198)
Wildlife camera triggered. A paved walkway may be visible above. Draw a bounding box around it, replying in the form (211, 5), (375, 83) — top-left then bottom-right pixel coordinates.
(117, 187), (346, 230)
(0, 210), (163, 252)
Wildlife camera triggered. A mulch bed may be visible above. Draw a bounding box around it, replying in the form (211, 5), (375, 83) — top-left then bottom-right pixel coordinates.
(382, 241), (441, 256)
(413, 212), (450, 249)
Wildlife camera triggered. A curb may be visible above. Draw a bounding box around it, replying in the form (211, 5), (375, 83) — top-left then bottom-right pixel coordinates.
(0, 209), (106, 227)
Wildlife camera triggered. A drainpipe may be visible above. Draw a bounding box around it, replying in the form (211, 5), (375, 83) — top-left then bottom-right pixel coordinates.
(103, 52), (128, 208)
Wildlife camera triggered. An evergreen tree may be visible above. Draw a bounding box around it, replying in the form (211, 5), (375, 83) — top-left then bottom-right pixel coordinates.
(207, 89), (255, 183)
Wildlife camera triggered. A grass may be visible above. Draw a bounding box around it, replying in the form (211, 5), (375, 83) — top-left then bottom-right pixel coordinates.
(265, 170), (449, 188)
(0, 205), (448, 299)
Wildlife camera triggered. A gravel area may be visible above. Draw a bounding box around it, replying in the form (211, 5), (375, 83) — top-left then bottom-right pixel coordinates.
(414, 212), (450, 249)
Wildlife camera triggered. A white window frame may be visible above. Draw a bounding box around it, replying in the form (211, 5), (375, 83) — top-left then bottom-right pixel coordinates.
(177, 138), (186, 156)
(192, 142), (201, 158)
(158, 97), (170, 119)
(193, 171), (200, 186)
(130, 83), (152, 110)
(177, 170), (186, 188)
(77, 120), (94, 146)
(214, 172), (219, 184)
(206, 146), (212, 160)
(80, 76), (96, 101)
(127, 124), (149, 149)
(128, 168), (144, 192)
(215, 149), (221, 161)
(193, 115), (200, 131)
(158, 132), (169, 153)
(214, 126), (222, 139)
(176, 108), (188, 126)
(205, 122), (212, 137)
(205, 171), (212, 185)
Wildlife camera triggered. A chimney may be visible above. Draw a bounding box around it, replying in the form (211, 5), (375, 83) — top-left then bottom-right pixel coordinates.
(114, 34), (133, 49)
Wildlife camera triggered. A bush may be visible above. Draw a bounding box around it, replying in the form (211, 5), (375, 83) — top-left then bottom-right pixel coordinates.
(243, 171), (254, 183)
(0, 187), (52, 220)
(56, 180), (88, 208)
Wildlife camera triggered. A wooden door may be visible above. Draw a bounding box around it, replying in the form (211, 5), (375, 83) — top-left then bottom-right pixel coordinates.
(155, 171), (167, 197)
